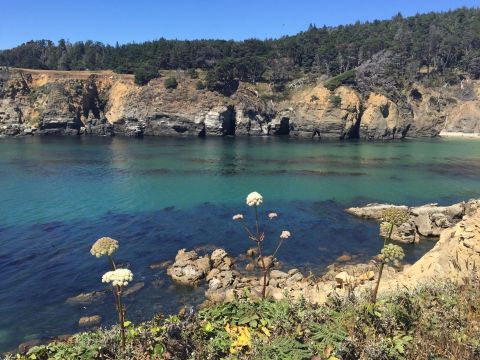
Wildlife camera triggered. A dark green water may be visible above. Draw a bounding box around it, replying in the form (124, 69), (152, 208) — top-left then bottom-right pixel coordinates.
(0, 136), (479, 352)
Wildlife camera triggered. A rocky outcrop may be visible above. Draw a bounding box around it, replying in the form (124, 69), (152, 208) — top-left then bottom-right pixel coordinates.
(379, 207), (480, 292)
(346, 199), (479, 243)
(359, 93), (409, 139)
(2, 67), (480, 139)
(167, 249), (211, 285)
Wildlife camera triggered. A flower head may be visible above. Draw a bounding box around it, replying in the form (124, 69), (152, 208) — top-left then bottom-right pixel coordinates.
(268, 212), (278, 220)
(90, 237), (119, 258)
(246, 192), (263, 207)
(102, 268), (133, 287)
(380, 244), (405, 264)
(232, 214), (244, 221)
(382, 208), (409, 226)
(280, 230), (291, 239)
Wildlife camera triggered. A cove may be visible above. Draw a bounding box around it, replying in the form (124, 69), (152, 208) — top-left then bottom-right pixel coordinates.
(0, 136), (479, 352)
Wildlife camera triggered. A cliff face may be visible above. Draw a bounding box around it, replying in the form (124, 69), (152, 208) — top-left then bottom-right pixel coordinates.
(1, 67), (480, 139)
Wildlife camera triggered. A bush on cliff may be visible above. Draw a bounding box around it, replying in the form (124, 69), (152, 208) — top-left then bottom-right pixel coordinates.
(8, 282), (480, 360)
(134, 66), (159, 86)
(164, 77), (178, 89)
(324, 70), (356, 91)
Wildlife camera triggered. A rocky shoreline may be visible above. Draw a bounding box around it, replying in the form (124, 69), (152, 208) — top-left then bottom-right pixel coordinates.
(64, 199), (480, 315)
(12, 198), (480, 354)
(1, 67), (480, 139)
(159, 199), (480, 307)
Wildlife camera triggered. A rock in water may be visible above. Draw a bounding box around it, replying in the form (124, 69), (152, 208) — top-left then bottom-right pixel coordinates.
(78, 315), (102, 327)
(167, 249), (211, 286)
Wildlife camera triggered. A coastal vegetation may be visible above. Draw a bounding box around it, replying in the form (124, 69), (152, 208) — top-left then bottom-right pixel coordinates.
(3, 194), (480, 359)
(7, 282), (480, 359)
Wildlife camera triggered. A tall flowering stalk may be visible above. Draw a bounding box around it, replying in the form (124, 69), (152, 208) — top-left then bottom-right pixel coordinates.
(91, 237), (132, 351)
(371, 209), (408, 303)
(233, 192), (291, 299)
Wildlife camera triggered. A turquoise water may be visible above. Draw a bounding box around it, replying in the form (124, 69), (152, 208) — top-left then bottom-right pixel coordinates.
(0, 136), (479, 352)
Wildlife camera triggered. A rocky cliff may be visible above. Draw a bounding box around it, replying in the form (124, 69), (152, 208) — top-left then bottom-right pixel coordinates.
(1, 67), (480, 139)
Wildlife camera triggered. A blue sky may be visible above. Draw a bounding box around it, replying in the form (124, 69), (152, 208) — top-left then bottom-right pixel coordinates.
(0, 0), (478, 49)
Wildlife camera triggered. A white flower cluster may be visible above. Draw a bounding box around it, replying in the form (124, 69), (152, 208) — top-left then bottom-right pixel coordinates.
(90, 237), (119, 258)
(280, 230), (291, 239)
(246, 191), (263, 207)
(232, 214), (244, 220)
(102, 268), (133, 287)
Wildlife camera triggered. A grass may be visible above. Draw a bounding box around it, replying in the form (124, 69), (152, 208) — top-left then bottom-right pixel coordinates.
(5, 281), (480, 360)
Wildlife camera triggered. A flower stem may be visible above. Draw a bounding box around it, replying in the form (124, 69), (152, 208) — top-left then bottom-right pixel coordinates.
(117, 288), (126, 352)
(372, 261), (384, 303)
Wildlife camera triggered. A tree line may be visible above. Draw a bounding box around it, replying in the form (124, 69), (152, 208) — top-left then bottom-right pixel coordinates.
(1, 7), (479, 89)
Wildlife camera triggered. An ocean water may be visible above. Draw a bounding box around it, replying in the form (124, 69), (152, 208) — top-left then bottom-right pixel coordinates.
(0, 136), (479, 352)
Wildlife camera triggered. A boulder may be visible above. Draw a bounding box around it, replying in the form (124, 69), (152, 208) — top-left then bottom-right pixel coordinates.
(167, 249), (211, 286)
(210, 248), (233, 270)
(270, 270), (289, 279)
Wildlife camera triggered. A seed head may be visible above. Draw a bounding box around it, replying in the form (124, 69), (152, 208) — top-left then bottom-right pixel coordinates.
(382, 208), (409, 226)
(380, 244), (405, 264)
(90, 237), (119, 258)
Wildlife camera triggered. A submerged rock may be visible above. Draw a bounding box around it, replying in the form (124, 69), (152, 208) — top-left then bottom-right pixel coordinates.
(123, 282), (145, 297)
(78, 315), (102, 327)
(66, 290), (106, 304)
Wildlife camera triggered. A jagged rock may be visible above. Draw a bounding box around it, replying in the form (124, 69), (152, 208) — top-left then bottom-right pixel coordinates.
(270, 270), (288, 279)
(210, 248), (233, 270)
(167, 249), (211, 286)
(206, 268), (220, 281)
(78, 315), (102, 327)
(346, 200), (478, 242)
(378, 207), (480, 292)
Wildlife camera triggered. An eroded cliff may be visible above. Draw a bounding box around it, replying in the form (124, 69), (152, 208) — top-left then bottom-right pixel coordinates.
(1, 67), (479, 139)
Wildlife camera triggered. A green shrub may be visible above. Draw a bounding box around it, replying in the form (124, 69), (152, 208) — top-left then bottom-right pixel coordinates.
(310, 95), (319, 102)
(164, 77), (178, 89)
(329, 95), (342, 107)
(134, 67), (159, 85)
(325, 69), (356, 91)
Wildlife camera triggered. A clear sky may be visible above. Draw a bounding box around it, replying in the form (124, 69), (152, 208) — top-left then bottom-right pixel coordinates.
(0, 0), (478, 49)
